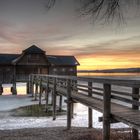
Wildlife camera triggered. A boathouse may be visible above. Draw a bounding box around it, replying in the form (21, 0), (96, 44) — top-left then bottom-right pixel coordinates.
(0, 45), (79, 95)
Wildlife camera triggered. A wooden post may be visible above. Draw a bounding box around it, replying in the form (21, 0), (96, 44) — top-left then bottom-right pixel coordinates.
(67, 79), (72, 130)
(71, 102), (74, 119)
(88, 81), (93, 128)
(12, 65), (17, 95)
(34, 82), (38, 101)
(39, 78), (42, 106)
(103, 83), (111, 140)
(45, 77), (49, 112)
(52, 78), (57, 120)
(132, 87), (139, 140)
(29, 75), (34, 97)
(26, 82), (30, 94)
(59, 95), (62, 112)
(0, 83), (3, 95)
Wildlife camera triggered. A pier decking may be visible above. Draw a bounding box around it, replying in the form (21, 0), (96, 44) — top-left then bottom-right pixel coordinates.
(29, 74), (140, 140)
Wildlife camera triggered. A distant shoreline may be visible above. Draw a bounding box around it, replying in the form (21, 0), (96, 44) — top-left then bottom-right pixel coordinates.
(78, 67), (140, 73)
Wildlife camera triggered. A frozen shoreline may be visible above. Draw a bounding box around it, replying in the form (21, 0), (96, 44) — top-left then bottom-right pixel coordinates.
(0, 95), (128, 130)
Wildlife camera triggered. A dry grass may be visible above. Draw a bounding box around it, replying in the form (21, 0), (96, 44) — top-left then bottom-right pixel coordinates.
(0, 127), (135, 140)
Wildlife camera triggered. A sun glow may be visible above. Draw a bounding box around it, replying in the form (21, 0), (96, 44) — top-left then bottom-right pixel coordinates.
(77, 55), (140, 70)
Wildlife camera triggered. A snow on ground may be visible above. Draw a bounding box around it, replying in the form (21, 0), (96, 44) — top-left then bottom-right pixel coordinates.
(0, 95), (128, 130)
(0, 95), (38, 111)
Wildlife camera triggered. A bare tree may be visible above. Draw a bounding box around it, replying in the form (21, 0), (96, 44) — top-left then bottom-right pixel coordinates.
(45, 0), (139, 23)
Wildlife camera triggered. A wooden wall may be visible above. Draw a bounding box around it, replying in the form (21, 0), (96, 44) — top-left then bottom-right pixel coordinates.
(49, 66), (77, 76)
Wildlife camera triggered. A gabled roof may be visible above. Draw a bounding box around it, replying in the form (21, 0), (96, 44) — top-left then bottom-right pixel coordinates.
(22, 45), (45, 54)
(0, 54), (20, 65)
(47, 55), (80, 66)
(0, 45), (80, 66)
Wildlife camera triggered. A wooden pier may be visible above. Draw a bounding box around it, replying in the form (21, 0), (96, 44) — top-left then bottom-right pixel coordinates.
(29, 74), (140, 140)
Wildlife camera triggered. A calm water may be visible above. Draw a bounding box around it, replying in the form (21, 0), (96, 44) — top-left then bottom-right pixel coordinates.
(78, 72), (140, 77)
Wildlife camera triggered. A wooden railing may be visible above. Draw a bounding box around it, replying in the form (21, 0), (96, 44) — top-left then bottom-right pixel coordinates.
(29, 74), (140, 140)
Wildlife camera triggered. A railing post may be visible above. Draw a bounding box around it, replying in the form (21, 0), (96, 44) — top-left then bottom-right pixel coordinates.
(67, 79), (72, 130)
(52, 77), (57, 120)
(132, 87), (139, 140)
(30, 75), (34, 97)
(45, 77), (49, 112)
(34, 78), (38, 101)
(39, 77), (42, 106)
(59, 95), (62, 112)
(103, 83), (111, 140)
(88, 81), (93, 128)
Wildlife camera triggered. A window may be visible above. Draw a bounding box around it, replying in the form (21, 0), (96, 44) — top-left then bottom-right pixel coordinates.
(28, 54), (40, 63)
(53, 68), (57, 72)
(62, 68), (65, 72)
(69, 68), (74, 71)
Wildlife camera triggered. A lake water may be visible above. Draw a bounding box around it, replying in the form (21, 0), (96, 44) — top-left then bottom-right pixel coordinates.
(78, 72), (140, 77)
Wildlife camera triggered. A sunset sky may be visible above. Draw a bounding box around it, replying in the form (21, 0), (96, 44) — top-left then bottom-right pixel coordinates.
(0, 0), (140, 70)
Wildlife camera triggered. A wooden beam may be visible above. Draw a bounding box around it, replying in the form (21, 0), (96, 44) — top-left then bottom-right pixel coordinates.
(39, 78), (42, 106)
(67, 79), (72, 130)
(132, 87), (139, 140)
(59, 95), (62, 112)
(103, 83), (111, 140)
(34, 83), (38, 101)
(98, 116), (119, 123)
(52, 78), (57, 120)
(88, 81), (93, 128)
(45, 78), (49, 112)
(0, 84), (3, 95)
(12, 65), (17, 95)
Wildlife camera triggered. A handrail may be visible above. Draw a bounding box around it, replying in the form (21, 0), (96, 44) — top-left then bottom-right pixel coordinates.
(30, 74), (140, 88)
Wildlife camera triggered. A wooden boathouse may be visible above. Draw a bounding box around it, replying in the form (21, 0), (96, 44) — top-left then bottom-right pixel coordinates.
(0, 45), (79, 95)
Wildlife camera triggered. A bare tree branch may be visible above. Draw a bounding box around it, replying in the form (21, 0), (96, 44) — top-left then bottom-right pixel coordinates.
(45, 0), (139, 23)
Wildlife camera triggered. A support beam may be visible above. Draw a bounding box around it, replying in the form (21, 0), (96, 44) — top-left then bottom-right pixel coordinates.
(12, 82), (17, 95)
(0, 84), (3, 95)
(103, 83), (111, 140)
(34, 83), (38, 101)
(67, 79), (72, 130)
(12, 65), (17, 95)
(45, 78), (49, 112)
(71, 102), (74, 119)
(52, 78), (57, 120)
(39, 78), (42, 106)
(26, 82), (30, 94)
(59, 95), (62, 112)
(132, 87), (139, 140)
(88, 81), (92, 128)
(29, 75), (34, 97)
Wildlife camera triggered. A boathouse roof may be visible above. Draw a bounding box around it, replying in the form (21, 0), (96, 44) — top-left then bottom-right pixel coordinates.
(23, 45), (45, 54)
(0, 54), (19, 65)
(0, 45), (79, 66)
(47, 55), (80, 66)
